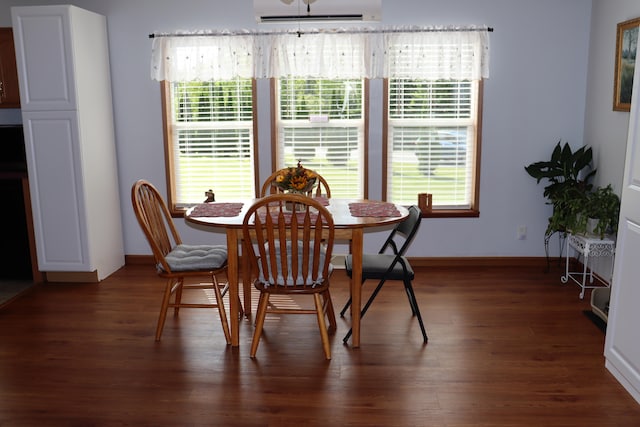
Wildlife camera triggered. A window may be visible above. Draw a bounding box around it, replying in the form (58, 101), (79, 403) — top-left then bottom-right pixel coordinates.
(386, 79), (480, 211)
(384, 33), (486, 214)
(163, 79), (256, 211)
(275, 78), (366, 199)
(151, 27), (490, 213)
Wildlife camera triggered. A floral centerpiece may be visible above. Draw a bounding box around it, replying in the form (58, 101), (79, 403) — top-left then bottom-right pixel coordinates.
(274, 161), (317, 194)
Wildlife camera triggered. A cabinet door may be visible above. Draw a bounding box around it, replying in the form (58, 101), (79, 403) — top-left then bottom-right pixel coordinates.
(11, 7), (77, 111)
(22, 111), (90, 271)
(0, 28), (20, 108)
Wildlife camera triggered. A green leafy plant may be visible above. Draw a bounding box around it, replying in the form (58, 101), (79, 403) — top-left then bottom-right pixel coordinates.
(525, 140), (596, 236)
(583, 184), (620, 238)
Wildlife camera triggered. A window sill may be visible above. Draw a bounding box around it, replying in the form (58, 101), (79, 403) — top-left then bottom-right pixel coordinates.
(420, 208), (479, 218)
(175, 204), (478, 219)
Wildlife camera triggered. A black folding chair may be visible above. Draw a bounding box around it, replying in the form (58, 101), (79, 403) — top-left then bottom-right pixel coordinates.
(340, 205), (428, 343)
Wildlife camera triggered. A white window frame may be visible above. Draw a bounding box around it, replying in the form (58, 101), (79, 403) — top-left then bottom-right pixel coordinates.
(273, 77), (367, 199)
(384, 77), (483, 216)
(162, 79), (258, 214)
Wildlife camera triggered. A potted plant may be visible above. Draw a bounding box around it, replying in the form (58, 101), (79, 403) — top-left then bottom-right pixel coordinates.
(525, 140), (597, 237)
(583, 184), (621, 238)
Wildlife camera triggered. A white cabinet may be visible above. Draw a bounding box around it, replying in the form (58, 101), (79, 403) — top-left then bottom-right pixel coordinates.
(12, 5), (123, 281)
(11, 9), (76, 111)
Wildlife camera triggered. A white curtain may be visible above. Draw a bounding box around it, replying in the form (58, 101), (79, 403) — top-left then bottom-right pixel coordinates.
(150, 31), (255, 81)
(383, 27), (490, 80)
(262, 31), (371, 79)
(150, 26), (491, 82)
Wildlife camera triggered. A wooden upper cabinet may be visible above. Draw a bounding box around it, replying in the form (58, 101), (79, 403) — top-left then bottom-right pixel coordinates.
(0, 28), (20, 108)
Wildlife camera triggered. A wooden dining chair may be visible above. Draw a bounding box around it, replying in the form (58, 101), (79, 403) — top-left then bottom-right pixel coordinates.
(260, 168), (331, 198)
(340, 205), (428, 343)
(131, 179), (236, 343)
(242, 193), (337, 359)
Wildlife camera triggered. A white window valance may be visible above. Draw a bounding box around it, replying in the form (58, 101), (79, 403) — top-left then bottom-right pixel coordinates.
(150, 26), (490, 82)
(264, 31), (372, 79)
(384, 28), (490, 80)
(150, 31), (256, 81)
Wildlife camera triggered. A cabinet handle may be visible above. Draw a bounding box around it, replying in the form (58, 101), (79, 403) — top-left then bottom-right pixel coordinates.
(0, 81), (4, 98)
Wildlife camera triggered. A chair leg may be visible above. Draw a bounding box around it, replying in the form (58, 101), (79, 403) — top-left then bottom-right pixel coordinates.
(253, 292), (267, 327)
(360, 278), (387, 318)
(339, 296), (352, 317)
(342, 277), (387, 317)
(343, 330), (352, 343)
(343, 278), (429, 344)
(314, 293), (332, 360)
(323, 290), (337, 333)
(339, 279), (365, 318)
(250, 292), (270, 358)
(155, 278), (175, 341)
(211, 274), (232, 345)
(343, 279), (387, 342)
(220, 281), (244, 319)
(173, 278), (184, 316)
(238, 296), (245, 319)
(241, 242), (253, 319)
(403, 279), (428, 343)
(403, 281), (418, 316)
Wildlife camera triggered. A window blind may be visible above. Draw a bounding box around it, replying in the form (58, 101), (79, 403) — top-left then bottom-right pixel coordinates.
(386, 37), (481, 209)
(170, 80), (255, 206)
(277, 78), (364, 199)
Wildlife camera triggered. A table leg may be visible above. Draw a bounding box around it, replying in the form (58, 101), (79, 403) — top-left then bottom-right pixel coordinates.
(350, 228), (363, 348)
(226, 229), (240, 346)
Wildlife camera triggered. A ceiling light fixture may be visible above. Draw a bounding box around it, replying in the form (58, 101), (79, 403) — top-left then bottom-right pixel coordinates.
(258, 0), (370, 24)
(280, 0), (317, 14)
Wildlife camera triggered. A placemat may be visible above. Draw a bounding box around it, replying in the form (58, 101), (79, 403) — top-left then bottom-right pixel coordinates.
(314, 196), (330, 206)
(349, 202), (401, 217)
(189, 202), (244, 217)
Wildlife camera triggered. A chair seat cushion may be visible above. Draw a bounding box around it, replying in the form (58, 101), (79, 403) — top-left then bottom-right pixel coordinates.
(345, 253), (414, 281)
(257, 241), (332, 287)
(161, 244), (228, 272)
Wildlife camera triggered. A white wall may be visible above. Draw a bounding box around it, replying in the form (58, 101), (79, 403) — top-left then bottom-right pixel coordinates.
(0, 0), (595, 258)
(585, 0), (640, 192)
(580, 0), (640, 277)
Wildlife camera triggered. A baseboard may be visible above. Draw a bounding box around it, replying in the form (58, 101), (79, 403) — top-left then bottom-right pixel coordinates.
(409, 257), (548, 268)
(125, 254), (155, 265)
(126, 254), (549, 269)
(45, 270), (99, 283)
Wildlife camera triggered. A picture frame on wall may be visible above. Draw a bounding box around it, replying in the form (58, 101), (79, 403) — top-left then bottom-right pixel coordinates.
(613, 17), (640, 112)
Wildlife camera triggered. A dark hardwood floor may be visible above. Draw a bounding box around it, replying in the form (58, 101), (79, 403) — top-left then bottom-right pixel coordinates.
(1, 263), (639, 426)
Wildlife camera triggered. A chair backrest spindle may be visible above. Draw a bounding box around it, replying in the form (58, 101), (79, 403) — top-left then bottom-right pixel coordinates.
(243, 194), (334, 289)
(132, 180), (183, 273)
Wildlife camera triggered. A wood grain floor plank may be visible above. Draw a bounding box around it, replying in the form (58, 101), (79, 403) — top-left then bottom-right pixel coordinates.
(0, 264), (638, 426)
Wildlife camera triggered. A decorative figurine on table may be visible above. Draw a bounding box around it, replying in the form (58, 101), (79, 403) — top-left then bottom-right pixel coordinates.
(418, 193), (432, 214)
(204, 189), (215, 203)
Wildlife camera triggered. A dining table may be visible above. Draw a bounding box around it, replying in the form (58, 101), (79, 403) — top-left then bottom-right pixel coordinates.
(185, 197), (408, 348)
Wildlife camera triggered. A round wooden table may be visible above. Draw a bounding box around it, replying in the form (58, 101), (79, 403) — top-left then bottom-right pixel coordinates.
(186, 198), (408, 348)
